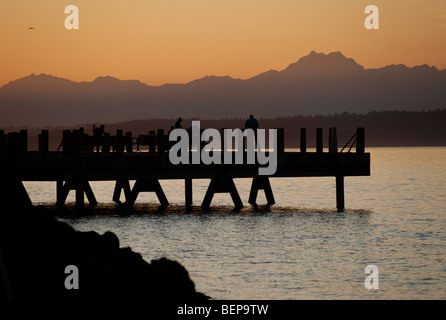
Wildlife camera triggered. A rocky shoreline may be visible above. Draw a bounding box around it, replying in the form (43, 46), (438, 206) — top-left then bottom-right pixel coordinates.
(0, 205), (209, 300)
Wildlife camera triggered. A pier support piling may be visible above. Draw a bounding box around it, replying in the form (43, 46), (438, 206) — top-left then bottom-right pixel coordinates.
(83, 182), (98, 207)
(185, 178), (193, 207)
(202, 178), (243, 209)
(316, 128), (323, 153)
(56, 180), (98, 208)
(75, 182), (85, 209)
(300, 128), (307, 153)
(112, 179), (132, 203)
(248, 177), (275, 205)
(127, 179), (169, 207)
(336, 176), (345, 212)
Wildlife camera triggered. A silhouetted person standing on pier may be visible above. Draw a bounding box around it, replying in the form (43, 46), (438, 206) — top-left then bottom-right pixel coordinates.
(92, 125), (106, 152)
(175, 118), (183, 129)
(245, 115), (259, 132)
(245, 115), (259, 146)
(94, 125), (106, 136)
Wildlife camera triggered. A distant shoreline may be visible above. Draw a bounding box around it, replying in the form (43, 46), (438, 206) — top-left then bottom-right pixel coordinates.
(2, 110), (444, 148)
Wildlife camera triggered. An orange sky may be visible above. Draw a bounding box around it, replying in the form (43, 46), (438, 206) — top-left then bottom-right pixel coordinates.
(1, 0), (445, 87)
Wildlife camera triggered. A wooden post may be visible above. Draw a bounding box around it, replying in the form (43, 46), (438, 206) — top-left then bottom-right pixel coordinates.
(56, 180), (70, 207)
(316, 128), (323, 153)
(356, 127), (365, 154)
(19, 130), (28, 155)
(300, 128), (307, 153)
(103, 133), (111, 153)
(329, 127), (338, 153)
(125, 132), (133, 153)
(7, 132), (20, 155)
(72, 130), (81, 156)
(116, 129), (124, 155)
(336, 176), (344, 211)
(75, 182), (85, 209)
(63, 130), (72, 156)
(56, 180), (64, 206)
(185, 178), (193, 207)
(276, 128), (285, 154)
(157, 129), (165, 153)
(39, 130), (49, 155)
(84, 182), (98, 206)
(248, 177), (275, 205)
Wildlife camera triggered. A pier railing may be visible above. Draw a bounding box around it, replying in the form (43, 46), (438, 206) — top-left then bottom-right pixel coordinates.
(0, 127), (365, 155)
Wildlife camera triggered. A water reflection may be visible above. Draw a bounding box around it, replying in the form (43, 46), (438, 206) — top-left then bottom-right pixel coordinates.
(24, 148), (446, 299)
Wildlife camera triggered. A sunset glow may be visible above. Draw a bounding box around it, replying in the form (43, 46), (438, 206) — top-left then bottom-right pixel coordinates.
(1, 0), (445, 86)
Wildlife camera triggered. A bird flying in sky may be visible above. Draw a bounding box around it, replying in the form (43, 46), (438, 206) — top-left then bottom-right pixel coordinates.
(28, 27), (35, 30)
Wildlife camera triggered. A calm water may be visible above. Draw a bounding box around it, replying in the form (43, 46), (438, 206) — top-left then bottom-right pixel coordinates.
(24, 148), (446, 299)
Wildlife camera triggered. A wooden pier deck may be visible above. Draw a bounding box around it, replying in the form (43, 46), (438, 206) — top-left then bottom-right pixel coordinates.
(0, 127), (370, 211)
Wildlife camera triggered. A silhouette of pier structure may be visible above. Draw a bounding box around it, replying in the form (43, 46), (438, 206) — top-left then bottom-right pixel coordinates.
(0, 128), (370, 211)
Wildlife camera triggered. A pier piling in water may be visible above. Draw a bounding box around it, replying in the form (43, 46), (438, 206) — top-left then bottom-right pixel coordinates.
(185, 178), (193, 207)
(127, 179), (169, 207)
(336, 176), (345, 212)
(300, 128), (307, 153)
(112, 180), (132, 203)
(56, 180), (98, 209)
(248, 177), (275, 205)
(202, 178), (243, 209)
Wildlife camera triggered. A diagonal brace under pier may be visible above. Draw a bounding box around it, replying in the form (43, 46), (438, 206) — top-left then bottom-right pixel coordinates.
(248, 177), (275, 205)
(56, 179), (98, 209)
(112, 179), (132, 203)
(201, 177), (243, 209)
(126, 179), (169, 207)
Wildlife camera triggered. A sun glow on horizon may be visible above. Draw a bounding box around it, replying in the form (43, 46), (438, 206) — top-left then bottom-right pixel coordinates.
(1, 0), (445, 87)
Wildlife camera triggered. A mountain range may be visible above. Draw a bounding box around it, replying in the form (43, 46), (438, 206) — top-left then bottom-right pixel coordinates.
(1, 51), (445, 127)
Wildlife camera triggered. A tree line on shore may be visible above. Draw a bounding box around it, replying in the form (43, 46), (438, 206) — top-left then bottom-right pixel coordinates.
(3, 109), (445, 147)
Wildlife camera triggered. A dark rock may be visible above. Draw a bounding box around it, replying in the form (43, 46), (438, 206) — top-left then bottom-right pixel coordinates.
(0, 206), (209, 300)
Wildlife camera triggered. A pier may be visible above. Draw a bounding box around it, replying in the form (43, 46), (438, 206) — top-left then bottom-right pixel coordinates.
(0, 127), (370, 211)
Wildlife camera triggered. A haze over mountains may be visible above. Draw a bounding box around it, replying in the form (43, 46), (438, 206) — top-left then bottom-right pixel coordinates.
(1, 51), (445, 127)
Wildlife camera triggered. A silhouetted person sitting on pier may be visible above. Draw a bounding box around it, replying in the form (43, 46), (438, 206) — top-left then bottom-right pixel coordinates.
(94, 125), (106, 137)
(92, 125), (107, 152)
(175, 118), (183, 129)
